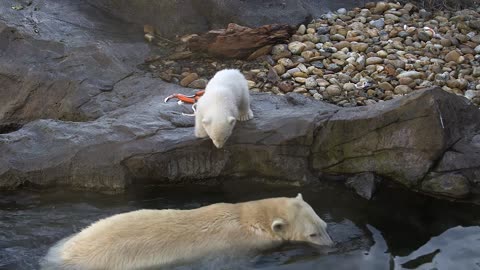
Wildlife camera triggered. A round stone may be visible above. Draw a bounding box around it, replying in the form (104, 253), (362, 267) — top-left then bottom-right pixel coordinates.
(337, 8), (347, 14)
(445, 50), (462, 63)
(351, 42), (369, 52)
(369, 18), (385, 29)
(295, 77), (307, 83)
(288, 41), (307, 54)
(273, 64), (286, 75)
(394, 85), (412, 95)
(180, 73), (199, 87)
(475, 45), (480, 54)
(272, 44), (289, 55)
(297, 24), (306, 35)
(188, 78), (208, 89)
(397, 71), (423, 79)
(305, 77), (318, 89)
(343, 82), (355, 91)
(278, 58), (295, 68)
(326, 84), (342, 96)
(378, 82), (394, 91)
(313, 93), (323, 100)
(366, 57), (384, 65)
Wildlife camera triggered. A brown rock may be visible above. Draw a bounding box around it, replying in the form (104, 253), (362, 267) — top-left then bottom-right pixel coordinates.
(292, 72), (308, 78)
(445, 50), (462, 63)
(394, 85), (412, 95)
(267, 67), (281, 84)
(399, 77), (415, 87)
(273, 64), (286, 75)
(447, 79), (468, 90)
(247, 45), (273, 60)
(334, 41), (351, 50)
(188, 78), (208, 89)
(373, 2), (389, 14)
(187, 23), (294, 59)
(351, 42), (369, 52)
(278, 81), (295, 93)
(378, 82), (394, 91)
(144, 24), (155, 34)
(326, 85), (342, 96)
(180, 73), (199, 87)
(366, 57), (384, 65)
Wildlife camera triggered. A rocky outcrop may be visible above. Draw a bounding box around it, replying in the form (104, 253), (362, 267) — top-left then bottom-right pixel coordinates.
(87, 0), (379, 38)
(0, 0), (151, 124)
(1, 85), (480, 202)
(1, 0), (480, 203)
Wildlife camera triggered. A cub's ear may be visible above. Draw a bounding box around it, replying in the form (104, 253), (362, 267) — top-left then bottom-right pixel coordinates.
(228, 116), (236, 125)
(271, 218), (286, 233)
(296, 193), (303, 201)
(202, 118), (211, 125)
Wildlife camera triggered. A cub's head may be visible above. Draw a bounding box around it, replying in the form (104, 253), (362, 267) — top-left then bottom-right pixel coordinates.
(271, 194), (333, 246)
(202, 114), (236, 149)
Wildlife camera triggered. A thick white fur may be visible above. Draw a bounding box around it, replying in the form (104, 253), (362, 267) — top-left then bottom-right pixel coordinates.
(41, 194), (332, 270)
(195, 69), (253, 148)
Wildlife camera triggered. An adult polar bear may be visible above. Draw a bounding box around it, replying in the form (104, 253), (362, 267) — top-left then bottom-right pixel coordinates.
(195, 69), (254, 148)
(41, 194), (333, 270)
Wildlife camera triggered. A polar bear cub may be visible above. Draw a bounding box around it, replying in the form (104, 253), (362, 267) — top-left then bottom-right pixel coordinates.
(195, 69), (254, 148)
(41, 194), (333, 270)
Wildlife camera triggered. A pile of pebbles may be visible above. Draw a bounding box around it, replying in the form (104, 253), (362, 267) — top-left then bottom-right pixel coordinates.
(147, 1), (480, 107)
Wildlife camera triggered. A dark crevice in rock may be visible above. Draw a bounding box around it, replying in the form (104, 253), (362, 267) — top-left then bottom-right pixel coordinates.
(0, 123), (23, 134)
(419, 137), (464, 184)
(319, 114), (432, 152)
(318, 147), (431, 171)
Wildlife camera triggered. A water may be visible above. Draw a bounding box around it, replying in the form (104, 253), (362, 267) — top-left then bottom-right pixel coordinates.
(1, 182), (479, 270)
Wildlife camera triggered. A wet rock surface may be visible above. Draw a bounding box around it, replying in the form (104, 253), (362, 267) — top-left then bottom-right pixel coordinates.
(345, 172), (380, 200)
(1, 0), (480, 203)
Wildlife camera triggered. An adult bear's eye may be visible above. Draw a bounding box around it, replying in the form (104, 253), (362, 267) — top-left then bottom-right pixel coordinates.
(309, 233), (318, 238)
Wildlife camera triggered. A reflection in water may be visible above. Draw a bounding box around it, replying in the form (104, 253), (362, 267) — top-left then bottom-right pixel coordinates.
(0, 183), (479, 270)
(394, 226), (480, 270)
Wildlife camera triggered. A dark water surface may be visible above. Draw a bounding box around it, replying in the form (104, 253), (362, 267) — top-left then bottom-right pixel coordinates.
(1, 182), (479, 270)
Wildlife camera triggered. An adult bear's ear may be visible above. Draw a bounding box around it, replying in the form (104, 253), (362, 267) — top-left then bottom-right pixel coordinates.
(228, 116), (236, 125)
(271, 218), (286, 233)
(296, 193), (303, 201)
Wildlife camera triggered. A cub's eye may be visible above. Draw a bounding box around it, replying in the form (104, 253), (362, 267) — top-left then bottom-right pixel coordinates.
(309, 233), (318, 238)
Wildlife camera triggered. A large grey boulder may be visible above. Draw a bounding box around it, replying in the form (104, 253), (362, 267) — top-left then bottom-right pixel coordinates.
(2, 86), (480, 204)
(0, 0), (151, 124)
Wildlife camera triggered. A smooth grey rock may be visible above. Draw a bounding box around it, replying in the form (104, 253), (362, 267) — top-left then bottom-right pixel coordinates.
(369, 18), (385, 29)
(0, 0), (150, 124)
(87, 0), (382, 38)
(421, 173), (470, 198)
(345, 172), (379, 200)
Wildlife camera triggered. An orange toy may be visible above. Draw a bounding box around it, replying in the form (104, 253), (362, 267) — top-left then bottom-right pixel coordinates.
(164, 90), (205, 104)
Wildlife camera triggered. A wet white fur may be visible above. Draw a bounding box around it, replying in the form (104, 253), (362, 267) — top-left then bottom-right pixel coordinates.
(40, 194), (333, 270)
(195, 69), (253, 148)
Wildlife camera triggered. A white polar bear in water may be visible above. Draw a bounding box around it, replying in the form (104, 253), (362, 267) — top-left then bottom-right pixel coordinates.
(41, 194), (333, 270)
(194, 69), (254, 148)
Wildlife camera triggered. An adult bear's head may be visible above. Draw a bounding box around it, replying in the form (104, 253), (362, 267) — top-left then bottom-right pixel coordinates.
(270, 194), (334, 247)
